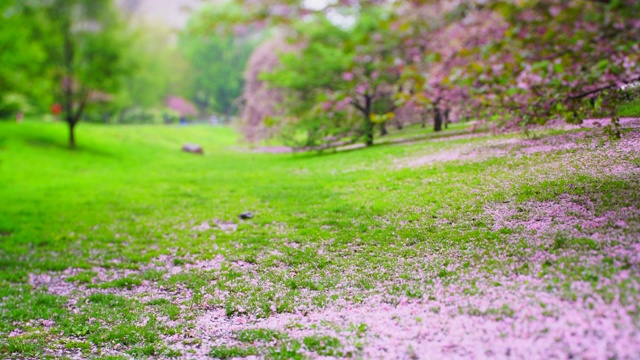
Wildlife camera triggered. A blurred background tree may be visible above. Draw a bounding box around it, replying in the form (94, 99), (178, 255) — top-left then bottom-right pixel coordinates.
(180, 4), (259, 121)
(262, 8), (404, 149)
(41, 0), (129, 147)
(0, 0), (259, 145)
(109, 23), (188, 125)
(0, 0), (129, 147)
(0, 1), (51, 118)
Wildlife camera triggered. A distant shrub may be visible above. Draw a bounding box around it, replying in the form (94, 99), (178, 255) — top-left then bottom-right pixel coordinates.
(82, 107), (182, 125)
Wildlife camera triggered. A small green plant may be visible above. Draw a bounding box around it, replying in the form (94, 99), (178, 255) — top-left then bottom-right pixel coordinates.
(127, 344), (160, 357)
(65, 340), (91, 351)
(141, 269), (166, 281)
(235, 328), (286, 343)
(86, 293), (130, 307)
(552, 234), (569, 250)
(267, 340), (305, 360)
(99, 276), (142, 290)
(66, 271), (97, 284)
(603, 117), (622, 141)
(303, 335), (342, 356)
(208, 345), (257, 359)
(3, 337), (41, 356)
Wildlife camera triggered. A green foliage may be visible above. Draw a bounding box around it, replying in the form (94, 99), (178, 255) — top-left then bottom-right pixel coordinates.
(0, 0), (132, 145)
(43, 0), (129, 102)
(0, 1), (51, 117)
(0, 0), (191, 129)
(99, 107), (181, 125)
(464, 0), (640, 125)
(262, 8), (402, 149)
(180, 5), (258, 118)
(111, 24), (190, 119)
(0, 94), (32, 119)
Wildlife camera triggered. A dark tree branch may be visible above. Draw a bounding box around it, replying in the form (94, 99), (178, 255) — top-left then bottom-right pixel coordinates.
(351, 99), (367, 114)
(568, 76), (640, 100)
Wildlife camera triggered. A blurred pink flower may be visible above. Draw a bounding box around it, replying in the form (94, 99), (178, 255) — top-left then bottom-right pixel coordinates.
(342, 72), (354, 81)
(166, 96), (198, 117)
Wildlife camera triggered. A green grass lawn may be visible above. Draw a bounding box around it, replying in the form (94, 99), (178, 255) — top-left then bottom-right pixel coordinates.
(619, 99), (640, 117)
(1, 120), (639, 359)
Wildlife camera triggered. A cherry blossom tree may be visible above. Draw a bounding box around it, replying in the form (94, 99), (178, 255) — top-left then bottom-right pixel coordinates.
(397, 6), (503, 131)
(216, 0), (640, 145)
(461, 0), (640, 128)
(238, 34), (298, 142)
(259, 9), (404, 148)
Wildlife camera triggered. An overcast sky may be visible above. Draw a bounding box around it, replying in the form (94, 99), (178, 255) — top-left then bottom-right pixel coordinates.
(117, 0), (341, 30)
(117, 0), (206, 29)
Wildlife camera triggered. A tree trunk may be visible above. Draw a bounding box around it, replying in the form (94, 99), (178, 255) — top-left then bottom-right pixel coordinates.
(119, 108), (129, 124)
(395, 118), (403, 130)
(444, 108), (450, 129)
(434, 107), (443, 132)
(62, 19), (78, 148)
(68, 121), (76, 148)
(364, 115), (374, 146)
(224, 104), (233, 123)
(379, 122), (388, 137)
(363, 96), (374, 147)
(65, 92), (88, 148)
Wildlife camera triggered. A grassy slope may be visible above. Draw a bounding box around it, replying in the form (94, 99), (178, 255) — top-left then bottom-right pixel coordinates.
(0, 121), (639, 359)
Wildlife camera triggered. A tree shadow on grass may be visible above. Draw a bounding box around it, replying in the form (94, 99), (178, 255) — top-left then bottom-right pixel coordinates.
(289, 128), (491, 160)
(23, 135), (118, 158)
